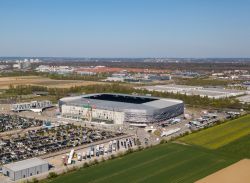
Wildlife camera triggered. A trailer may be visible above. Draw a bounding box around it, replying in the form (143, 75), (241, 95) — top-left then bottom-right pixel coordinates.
(82, 152), (86, 160)
(77, 153), (82, 161)
(161, 128), (181, 137)
(67, 149), (74, 165)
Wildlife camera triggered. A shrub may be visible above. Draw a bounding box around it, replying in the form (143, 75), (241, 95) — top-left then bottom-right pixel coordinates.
(71, 166), (78, 172)
(23, 180), (31, 183)
(138, 146), (144, 151)
(110, 154), (116, 159)
(153, 130), (161, 136)
(93, 159), (99, 165)
(160, 139), (166, 144)
(100, 157), (106, 162)
(117, 152), (124, 157)
(83, 162), (89, 168)
(47, 172), (58, 179)
(31, 178), (38, 183)
(125, 148), (134, 154)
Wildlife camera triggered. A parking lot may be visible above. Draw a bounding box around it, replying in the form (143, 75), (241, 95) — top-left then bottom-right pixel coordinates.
(0, 123), (124, 165)
(129, 107), (234, 146)
(0, 114), (43, 133)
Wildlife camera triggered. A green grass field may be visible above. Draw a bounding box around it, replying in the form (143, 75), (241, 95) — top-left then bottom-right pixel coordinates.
(216, 134), (250, 159)
(179, 115), (250, 149)
(46, 115), (250, 183)
(48, 143), (235, 183)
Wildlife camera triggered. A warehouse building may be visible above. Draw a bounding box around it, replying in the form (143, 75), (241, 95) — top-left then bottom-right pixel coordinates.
(2, 158), (49, 181)
(59, 93), (184, 125)
(138, 85), (246, 99)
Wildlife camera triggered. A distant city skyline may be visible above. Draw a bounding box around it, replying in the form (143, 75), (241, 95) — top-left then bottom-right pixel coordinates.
(0, 0), (250, 58)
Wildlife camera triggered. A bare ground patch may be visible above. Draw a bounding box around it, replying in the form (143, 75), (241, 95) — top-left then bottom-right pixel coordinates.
(196, 159), (250, 183)
(0, 76), (103, 89)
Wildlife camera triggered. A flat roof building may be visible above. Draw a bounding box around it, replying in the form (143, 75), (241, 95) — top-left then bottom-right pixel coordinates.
(11, 100), (52, 112)
(59, 93), (184, 125)
(137, 85), (246, 99)
(2, 158), (49, 181)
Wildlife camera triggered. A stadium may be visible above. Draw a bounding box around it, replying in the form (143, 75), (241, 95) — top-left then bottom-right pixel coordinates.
(59, 93), (184, 125)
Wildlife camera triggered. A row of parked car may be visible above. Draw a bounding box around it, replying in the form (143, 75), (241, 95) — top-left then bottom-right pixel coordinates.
(187, 113), (219, 129)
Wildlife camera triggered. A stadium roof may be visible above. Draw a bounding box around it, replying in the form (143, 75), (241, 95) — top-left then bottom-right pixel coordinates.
(84, 93), (157, 104)
(61, 93), (183, 113)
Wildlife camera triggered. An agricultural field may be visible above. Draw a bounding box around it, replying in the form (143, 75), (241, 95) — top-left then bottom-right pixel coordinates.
(216, 134), (250, 159)
(196, 159), (250, 183)
(179, 115), (250, 149)
(44, 115), (250, 183)
(0, 76), (103, 89)
(48, 143), (235, 183)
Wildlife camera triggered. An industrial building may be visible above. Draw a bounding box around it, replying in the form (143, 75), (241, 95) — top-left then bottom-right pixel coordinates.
(138, 85), (247, 99)
(105, 73), (171, 83)
(59, 93), (184, 125)
(2, 158), (49, 181)
(11, 100), (52, 112)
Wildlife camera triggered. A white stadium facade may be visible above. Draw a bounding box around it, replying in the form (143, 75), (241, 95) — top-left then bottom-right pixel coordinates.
(59, 93), (184, 125)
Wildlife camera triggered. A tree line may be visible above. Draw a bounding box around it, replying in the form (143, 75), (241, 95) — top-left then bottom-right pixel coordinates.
(5, 83), (250, 110)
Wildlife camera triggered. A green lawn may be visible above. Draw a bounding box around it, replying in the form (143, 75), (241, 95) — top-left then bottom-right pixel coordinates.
(48, 143), (235, 183)
(179, 115), (250, 149)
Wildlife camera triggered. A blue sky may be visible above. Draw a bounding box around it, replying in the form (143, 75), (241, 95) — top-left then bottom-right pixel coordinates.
(0, 0), (250, 57)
